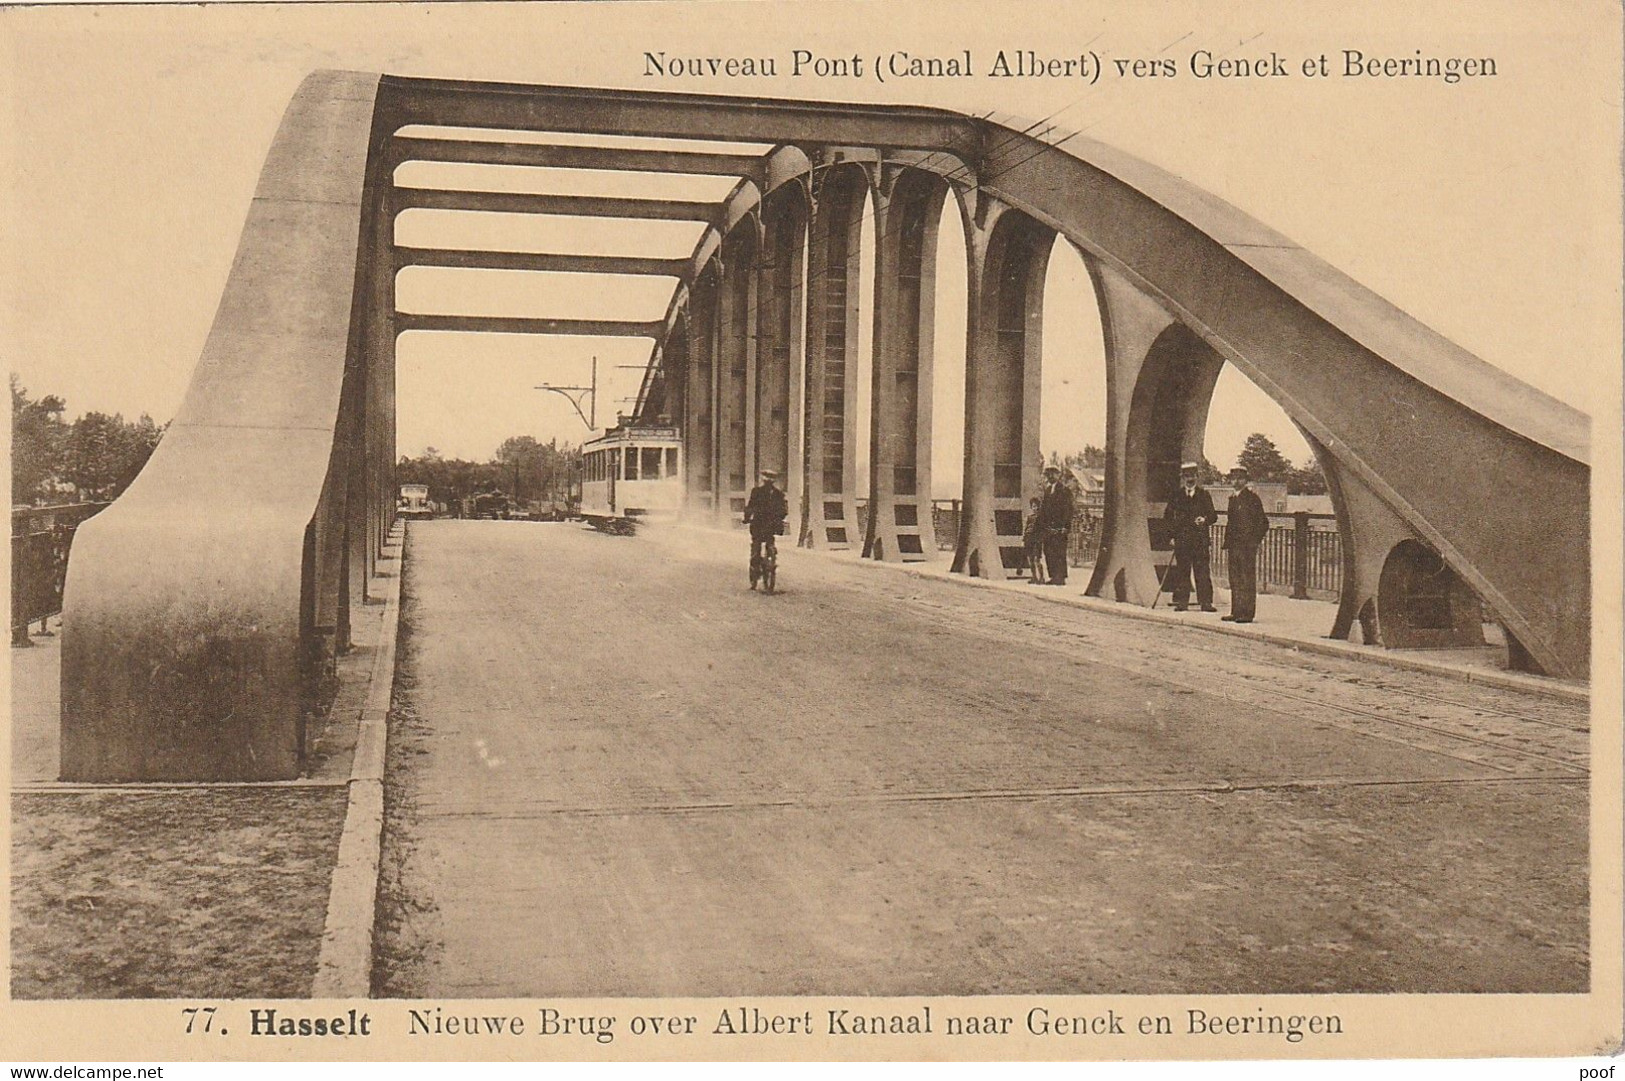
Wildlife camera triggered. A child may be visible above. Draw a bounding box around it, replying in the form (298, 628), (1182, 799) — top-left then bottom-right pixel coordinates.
(1023, 496), (1046, 584)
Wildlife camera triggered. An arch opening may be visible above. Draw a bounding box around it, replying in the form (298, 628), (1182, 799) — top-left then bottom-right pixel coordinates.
(930, 190), (969, 551)
(1377, 539), (1488, 649)
(958, 209), (1054, 578)
(716, 225), (757, 519)
(863, 167), (951, 562)
(756, 188), (809, 534)
(800, 165), (871, 549)
(1037, 238), (1108, 577)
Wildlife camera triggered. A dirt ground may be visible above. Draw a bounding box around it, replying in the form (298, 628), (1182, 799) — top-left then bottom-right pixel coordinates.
(373, 520), (1588, 997)
(11, 788), (346, 998)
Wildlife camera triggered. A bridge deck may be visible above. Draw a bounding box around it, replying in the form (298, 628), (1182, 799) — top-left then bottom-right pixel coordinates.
(374, 520), (1587, 997)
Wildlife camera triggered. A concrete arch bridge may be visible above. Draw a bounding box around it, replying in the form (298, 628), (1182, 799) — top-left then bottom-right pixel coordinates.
(61, 72), (1589, 781)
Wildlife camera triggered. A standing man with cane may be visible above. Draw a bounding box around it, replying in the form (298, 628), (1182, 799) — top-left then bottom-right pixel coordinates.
(1162, 461), (1218, 612)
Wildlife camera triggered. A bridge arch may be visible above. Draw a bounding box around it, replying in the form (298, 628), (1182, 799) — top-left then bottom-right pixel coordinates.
(1091, 320), (1225, 604)
(801, 163), (871, 549)
(59, 73), (1589, 780)
(866, 165), (950, 562)
(956, 205), (1055, 577)
(755, 183), (810, 533)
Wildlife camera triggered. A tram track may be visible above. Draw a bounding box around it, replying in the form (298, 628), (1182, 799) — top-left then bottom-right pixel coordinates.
(405, 771), (1587, 821)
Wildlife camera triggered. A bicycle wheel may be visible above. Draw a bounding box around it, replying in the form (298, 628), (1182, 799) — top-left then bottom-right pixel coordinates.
(763, 542), (777, 594)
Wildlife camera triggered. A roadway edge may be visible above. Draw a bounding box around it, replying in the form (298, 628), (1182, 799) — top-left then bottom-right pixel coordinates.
(311, 520), (405, 998)
(699, 523), (1587, 704)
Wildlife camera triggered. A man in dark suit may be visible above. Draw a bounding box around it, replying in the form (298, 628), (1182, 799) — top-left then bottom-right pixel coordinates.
(1037, 465), (1075, 587)
(1162, 461), (1217, 612)
(1222, 466), (1269, 623)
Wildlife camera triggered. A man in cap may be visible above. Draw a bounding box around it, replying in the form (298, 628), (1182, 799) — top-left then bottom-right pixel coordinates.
(1221, 466), (1269, 623)
(1037, 464), (1076, 586)
(1161, 461), (1217, 612)
(743, 468), (789, 589)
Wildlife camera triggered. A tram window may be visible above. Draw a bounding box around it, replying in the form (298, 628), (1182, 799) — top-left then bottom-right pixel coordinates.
(610, 449), (622, 480)
(625, 448), (640, 480)
(665, 447), (678, 478)
(642, 447), (662, 479)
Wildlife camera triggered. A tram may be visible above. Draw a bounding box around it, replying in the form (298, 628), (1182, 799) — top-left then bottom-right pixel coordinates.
(578, 422), (683, 533)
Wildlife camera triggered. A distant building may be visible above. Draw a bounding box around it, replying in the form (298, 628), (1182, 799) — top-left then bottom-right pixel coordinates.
(1285, 493), (1335, 516)
(1253, 481), (1290, 512)
(1219, 483), (1334, 522)
(1068, 466), (1105, 515)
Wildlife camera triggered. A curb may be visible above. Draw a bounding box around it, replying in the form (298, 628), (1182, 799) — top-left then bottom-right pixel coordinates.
(692, 524), (1587, 705)
(311, 522), (405, 998)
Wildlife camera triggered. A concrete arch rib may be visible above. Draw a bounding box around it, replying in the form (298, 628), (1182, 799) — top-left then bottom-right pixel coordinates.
(60, 71), (390, 780)
(971, 116), (1587, 677)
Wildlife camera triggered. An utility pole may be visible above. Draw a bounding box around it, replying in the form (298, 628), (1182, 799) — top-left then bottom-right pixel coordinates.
(537, 357), (598, 431)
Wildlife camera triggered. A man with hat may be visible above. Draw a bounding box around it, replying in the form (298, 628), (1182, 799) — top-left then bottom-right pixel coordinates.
(1221, 466), (1269, 623)
(1037, 464), (1076, 587)
(1161, 461), (1217, 612)
(743, 468), (789, 589)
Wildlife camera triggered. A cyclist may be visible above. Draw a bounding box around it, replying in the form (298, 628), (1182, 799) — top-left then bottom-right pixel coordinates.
(743, 468), (788, 590)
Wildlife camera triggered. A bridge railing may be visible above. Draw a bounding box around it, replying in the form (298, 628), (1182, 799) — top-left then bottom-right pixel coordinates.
(1208, 511), (1342, 601)
(888, 499), (1343, 601)
(930, 499), (1106, 564)
(11, 503), (108, 646)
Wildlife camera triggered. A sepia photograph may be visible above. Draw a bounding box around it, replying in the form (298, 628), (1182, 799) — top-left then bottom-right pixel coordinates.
(2, 0), (1620, 1064)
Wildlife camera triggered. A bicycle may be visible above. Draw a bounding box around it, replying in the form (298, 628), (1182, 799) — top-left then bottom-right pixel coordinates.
(749, 534), (779, 595)
(761, 535), (778, 595)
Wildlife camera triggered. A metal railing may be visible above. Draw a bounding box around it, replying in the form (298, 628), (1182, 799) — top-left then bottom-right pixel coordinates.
(855, 499), (1341, 599)
(1209, 511), (1341, 601)
(11, 503), (107, 646)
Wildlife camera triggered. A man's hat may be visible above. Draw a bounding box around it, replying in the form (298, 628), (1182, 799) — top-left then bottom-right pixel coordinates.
(1043, 464), (1061, 474)
(1227, 466), (1249, 481)
(759, 468), (779, 479)
(1180, 460), (1200, 473)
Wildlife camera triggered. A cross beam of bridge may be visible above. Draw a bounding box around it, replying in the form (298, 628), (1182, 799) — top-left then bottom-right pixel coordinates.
(391, 136), (765, 179)
(381, 76), (984, 159)
(392, 188), (718, 221)
(394, 246), (687, 277)
(397, 313), (664, 337)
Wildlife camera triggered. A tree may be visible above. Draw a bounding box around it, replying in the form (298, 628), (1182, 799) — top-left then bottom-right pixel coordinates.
(398, 437), (581, 513)
(1235, 433), (1292, 483)
(61, 411), (165, 502)
(1048, 445), (1107, 471)
(10, 377), (165, 505)
(1286, 461), (1328, 496)
(11, 375), (67, 505)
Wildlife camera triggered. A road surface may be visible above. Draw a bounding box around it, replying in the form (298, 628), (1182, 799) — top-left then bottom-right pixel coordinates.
(373, 519), (1587, 996)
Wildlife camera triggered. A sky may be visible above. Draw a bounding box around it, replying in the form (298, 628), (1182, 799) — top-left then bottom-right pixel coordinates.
(3, 1), (1618, 491)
